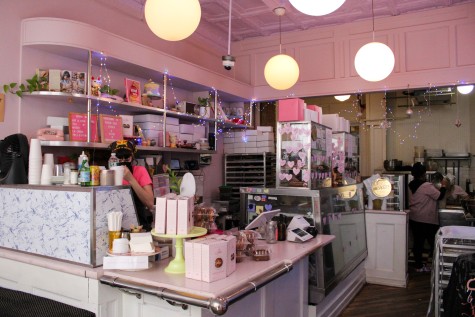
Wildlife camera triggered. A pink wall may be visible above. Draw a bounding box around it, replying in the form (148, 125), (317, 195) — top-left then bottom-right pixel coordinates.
(233, 3), (475, 100)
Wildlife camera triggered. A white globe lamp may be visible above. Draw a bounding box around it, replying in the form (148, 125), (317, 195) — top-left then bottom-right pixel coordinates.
(334, 95), (351, 102)
(264, 54), (300, 90)
(289, 0), (346, 16)
(144, 0), (201, 41)
(457, 85), (474, 94)
(355, 42), (395, 82)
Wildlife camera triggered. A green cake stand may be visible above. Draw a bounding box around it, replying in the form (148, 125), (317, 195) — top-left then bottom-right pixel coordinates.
(151, 226), (207, 274)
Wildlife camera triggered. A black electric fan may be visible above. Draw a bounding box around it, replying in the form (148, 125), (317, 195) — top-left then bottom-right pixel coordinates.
(0, 133), (29, 184)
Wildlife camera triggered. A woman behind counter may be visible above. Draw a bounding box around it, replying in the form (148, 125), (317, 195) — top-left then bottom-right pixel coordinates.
(408, 163), (448, 272)
(109, 140), (154, 231)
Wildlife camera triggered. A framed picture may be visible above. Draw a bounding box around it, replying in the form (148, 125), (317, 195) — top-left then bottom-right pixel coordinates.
(99, 114), (123, 143)
(125, 78), (141, 104)
(68, 112), (99, 142)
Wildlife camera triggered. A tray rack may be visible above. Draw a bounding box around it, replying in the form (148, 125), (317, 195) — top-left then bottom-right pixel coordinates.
(431, 226), (475, 317)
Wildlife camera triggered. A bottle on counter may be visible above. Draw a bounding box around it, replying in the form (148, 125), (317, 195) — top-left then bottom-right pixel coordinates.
(277, 214), (287, 241)
(108, 152), (119, 169)
(78, 153), (91, 187)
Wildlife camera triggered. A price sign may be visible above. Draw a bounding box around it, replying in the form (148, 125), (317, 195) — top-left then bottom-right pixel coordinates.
(100, 114), (123, 143)
(68, 112), (99, 142)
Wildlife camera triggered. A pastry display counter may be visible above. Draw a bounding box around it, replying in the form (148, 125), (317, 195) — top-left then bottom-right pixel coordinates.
(0, 235), (334, 317)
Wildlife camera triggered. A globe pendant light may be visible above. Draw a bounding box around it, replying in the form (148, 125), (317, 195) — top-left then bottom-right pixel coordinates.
(354, 0), (395, 82)
(457, 84), (474, 94)
(264, 7), (300, 90)
(144, 0), (201, 41)
(334, 95), (351, 102)
(289, 0), (346, 16)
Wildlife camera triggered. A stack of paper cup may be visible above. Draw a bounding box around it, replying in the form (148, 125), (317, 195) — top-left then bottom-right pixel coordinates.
(40, 164), (52, 185)
(111, 166), (124, 186)
(28, 138), (43, 185)
(43, 153), (54, 174)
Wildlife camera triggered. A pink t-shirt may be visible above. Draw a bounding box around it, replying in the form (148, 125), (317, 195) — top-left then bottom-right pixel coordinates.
(409, 182), (441, 225)
(122, 166), (152, 187)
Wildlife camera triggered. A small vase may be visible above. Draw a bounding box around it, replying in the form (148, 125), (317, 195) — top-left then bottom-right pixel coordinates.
(200, 106), (210, 118)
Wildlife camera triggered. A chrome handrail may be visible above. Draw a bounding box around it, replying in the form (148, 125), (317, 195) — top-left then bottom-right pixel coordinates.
(100, 261), (293, 315)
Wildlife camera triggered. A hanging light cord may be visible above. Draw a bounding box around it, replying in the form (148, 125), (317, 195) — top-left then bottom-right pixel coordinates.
(227, 0), (232, 55)
(371, 0), (375, 41)
(279, 13), (282, 54)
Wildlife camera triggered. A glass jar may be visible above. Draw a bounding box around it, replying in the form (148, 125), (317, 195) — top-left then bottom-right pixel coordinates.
(266, 221), (277, 244)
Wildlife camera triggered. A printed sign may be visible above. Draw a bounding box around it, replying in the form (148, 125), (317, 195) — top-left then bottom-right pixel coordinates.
(100, 114), (123, 143)
(371, 177), (392, 198)
(68, 112), (99, 142)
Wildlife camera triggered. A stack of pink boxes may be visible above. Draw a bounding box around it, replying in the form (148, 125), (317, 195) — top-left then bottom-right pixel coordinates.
(184, 234), (237, 282)
(223, 126), (275, 154)
(277, 98), (323, 123)
(155, 193), (194, 235)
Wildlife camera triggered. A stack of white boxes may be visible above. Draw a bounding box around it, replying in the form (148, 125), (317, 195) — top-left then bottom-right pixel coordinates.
(184, 234), (236, 282)
(177, 123), (207, 144)
(322, 114), (350, 133)
(223, 126), (275, 154)
(155, 193), (194, 235)
(133, 114), (164, 147)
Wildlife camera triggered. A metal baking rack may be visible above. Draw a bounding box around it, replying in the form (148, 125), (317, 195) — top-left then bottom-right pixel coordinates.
(431, 226), (475, 317)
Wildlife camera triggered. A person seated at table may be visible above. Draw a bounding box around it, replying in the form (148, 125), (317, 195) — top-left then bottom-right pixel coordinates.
(109, 140), (154, 231)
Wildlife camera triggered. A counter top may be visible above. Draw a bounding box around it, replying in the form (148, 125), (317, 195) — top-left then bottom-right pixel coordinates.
(102, 234), (334, 299)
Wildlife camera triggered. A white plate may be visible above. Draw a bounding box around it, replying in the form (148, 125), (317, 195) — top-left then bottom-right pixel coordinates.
(180, 172), (196, 197)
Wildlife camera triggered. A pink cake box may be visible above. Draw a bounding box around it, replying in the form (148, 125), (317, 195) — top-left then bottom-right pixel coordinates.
(278, 98), (306, 122)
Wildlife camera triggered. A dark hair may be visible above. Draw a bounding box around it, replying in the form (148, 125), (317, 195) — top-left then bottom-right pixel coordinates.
(411, 162), (426, 178)
(62, 71), (70, 78)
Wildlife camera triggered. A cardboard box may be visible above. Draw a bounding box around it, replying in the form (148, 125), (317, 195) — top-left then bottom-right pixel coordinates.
(257, 132), (274, 141)
(244, 141), (257, 148)
(179, 124), (194, 134)
(245, 147), (259, 153)
(166, 124), (180, 133)
(219, 235), (236, 276)
(257, 140), (274, 148)
(261, 146), (275, 153)
(177, 196), (194, 235)
(185, 240), (198, 279)
(245, 130), (258, 136)
(257, 126), (273, 132)
(322, 114), (339, 131)
(193, 125), (206, 139)
(224, 143), (234, 151)
(136, 122), (164, 130)
(133, 114), (164, 123)
(155, 195), (168, 234)
(223, 137), (234, 144)
(244, 135), (257, 142)
(278, 98), (305, 122)
(120, 115), (134, 137)
(165, 117), (180, 126)
(201, 239), (227, 282)
(166, 197), (178, 235)
(179, 133), (194, 143)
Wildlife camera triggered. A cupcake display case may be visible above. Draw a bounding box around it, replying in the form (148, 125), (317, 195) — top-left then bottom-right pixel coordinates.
(276, 121), (332, 189)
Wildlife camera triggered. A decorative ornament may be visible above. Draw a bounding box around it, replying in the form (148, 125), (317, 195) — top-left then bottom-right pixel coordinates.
(455, 119), (462, 128)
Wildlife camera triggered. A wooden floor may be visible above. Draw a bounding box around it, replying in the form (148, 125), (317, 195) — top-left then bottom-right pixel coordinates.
(339, 268), (432, 317)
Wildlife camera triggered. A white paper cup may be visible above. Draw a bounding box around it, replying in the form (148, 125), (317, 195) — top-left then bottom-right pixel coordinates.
(112, 238), (129, 254)
(111, 166), (124, 186)
(43, 153), (54, 173)
(40, 164), (52, 185)
(29, 138), (42, 159)
(28, 158), (43, 184)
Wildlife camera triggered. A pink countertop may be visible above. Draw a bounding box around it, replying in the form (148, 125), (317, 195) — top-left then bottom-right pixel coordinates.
(0, 234), (334, 298)
(102, 234), (334, 298)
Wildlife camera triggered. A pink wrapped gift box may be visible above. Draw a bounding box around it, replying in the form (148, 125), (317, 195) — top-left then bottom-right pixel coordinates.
(278, 98), (306, 122)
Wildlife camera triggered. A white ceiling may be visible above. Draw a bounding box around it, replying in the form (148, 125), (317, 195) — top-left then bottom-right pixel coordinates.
(99, 0), (475, 49)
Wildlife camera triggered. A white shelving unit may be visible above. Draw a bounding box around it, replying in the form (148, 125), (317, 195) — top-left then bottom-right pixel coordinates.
(19, 18), (252, 155)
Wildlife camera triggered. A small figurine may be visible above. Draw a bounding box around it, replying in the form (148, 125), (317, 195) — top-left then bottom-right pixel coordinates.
(91, 76), (101, 97)
(169, 133), (177, 148)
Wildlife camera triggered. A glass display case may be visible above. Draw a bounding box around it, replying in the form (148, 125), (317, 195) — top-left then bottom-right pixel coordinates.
(332, 132), (359, 182)
(276, 121), (332, 189)
(240, 183), (367, 304)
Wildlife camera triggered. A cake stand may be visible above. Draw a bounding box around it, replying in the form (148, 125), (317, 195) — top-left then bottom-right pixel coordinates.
(151, 226), (207, 274)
